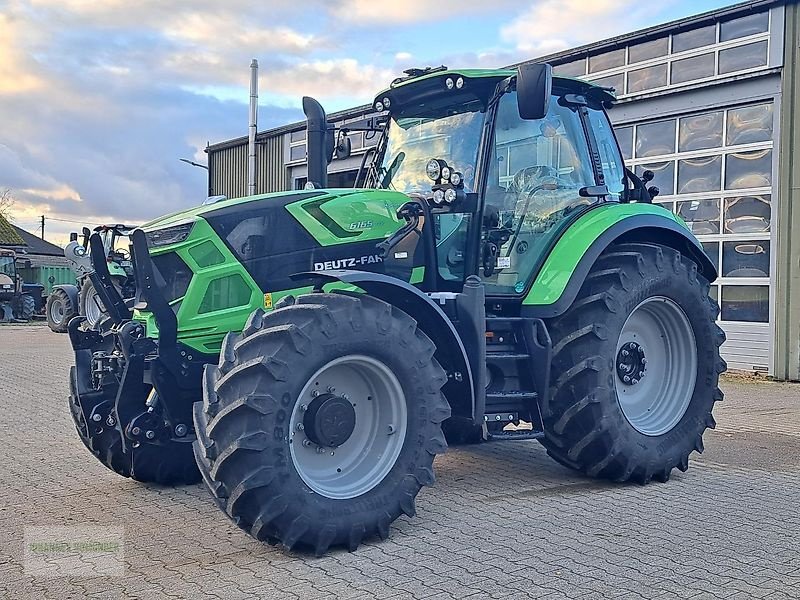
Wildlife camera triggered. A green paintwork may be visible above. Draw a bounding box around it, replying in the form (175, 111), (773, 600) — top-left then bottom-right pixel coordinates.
(107, 262), (127, 277)
(410, 266), (424, 285)
(285, 189), (408, 246)
(136, 210), (371, 354)
(523, 203), (691, 306)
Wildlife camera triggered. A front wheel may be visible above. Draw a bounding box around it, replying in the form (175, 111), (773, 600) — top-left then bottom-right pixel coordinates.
(47, 288), (77, 333)
(542, 242), (726, 484)
(193, 293), (450, 554)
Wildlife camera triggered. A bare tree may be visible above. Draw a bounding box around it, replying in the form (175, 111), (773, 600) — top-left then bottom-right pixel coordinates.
(0, 189), (14, 220)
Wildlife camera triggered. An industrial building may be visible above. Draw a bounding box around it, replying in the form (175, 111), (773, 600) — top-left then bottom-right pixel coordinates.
(205, 0), (800, 380)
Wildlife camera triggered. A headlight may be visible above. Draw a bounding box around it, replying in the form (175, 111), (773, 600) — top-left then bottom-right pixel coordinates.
(451, 171), (462, 186)
(382, 97), (391, 108)
(433, 189), (445, 204)
(445, 77), (454, 90)
(444, 188), (457, 203)
(441, 166), (451, 181)
(145, 223), (194, 247)
(374, 100), (385, 111)
(455, 77), (464, 89)
(426, 159), (441, 181)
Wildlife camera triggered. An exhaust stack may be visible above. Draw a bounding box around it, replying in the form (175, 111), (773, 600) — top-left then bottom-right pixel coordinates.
(302, 96), (329, 189)
(247, 59), (258, 196)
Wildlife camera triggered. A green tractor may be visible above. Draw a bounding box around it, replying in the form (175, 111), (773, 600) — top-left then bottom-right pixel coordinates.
(67, 64), (725, 554)
(47, 224), (137, 333)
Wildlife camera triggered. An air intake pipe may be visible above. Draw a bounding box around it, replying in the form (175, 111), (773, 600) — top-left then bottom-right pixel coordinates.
(302, 96), (334, 189)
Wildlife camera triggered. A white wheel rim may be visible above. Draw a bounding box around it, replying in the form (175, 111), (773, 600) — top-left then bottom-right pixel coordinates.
(289, 355), (408, 500)
(615, 296), (697, 437)
(84, 287), (104, 326)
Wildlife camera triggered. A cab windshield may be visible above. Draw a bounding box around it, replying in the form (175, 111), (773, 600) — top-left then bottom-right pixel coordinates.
(0, 256), (15, 277)
(373, 97), (487, 193)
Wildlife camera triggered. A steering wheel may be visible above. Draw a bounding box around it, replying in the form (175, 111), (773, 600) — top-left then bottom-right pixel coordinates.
(511, 165), (561, 197)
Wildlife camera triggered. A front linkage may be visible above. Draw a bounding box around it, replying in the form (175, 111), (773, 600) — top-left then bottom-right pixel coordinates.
(66, 231), (203, 484)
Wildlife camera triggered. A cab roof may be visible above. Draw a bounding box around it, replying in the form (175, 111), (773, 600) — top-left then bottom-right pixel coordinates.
(374, 66), (616, 108)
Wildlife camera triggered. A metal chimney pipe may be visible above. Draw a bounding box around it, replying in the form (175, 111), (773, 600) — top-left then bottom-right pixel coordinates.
(247, 59), (258, 196)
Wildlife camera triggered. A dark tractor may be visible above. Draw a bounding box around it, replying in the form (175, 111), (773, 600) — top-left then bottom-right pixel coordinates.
(0, 248), (38, 322)
(67, 64), (725, 554)
(47, 224), (137, 333)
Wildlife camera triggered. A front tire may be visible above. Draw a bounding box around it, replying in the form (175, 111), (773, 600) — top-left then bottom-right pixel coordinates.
(47, 288), (77, 333)
(193, 293), (450, 554)
(542, 242), (726, 484)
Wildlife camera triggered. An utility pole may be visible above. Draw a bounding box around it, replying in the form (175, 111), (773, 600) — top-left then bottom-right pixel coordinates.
(40, 215), (45, 240)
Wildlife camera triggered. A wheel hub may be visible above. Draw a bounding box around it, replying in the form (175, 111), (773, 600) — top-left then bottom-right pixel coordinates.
(616, 341), (646, 385)
(303, 393), (356, 448)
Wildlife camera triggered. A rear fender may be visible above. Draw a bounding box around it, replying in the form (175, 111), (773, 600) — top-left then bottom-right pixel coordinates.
(291, 270), (478, 422)
(523, 209), (716, 318)
(53, 284), (80, 309)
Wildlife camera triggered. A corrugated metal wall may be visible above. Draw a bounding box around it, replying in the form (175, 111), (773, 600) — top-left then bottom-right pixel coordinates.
(256, 135), (288, 194)
(208, 135), (287, 199)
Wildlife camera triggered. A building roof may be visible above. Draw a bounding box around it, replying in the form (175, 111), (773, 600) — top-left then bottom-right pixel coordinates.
(11, 224), (64, 256)
(0, 215), (25, 246)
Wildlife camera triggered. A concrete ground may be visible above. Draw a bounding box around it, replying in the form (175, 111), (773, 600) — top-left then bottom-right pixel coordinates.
(1, 324), (799, 599)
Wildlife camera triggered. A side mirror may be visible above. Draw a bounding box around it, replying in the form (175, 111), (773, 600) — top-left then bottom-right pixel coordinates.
(334, 131), (352, 161)
(69, 232), (78, 242)
(516, 63), (552, 120)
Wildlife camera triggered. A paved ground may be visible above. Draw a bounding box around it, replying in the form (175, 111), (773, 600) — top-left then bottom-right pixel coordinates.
(1, 324), (799, 599)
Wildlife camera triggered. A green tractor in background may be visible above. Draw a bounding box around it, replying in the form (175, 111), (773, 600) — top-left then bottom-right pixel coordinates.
(67, 64), (725, 554)
(47, 224), (137, 333)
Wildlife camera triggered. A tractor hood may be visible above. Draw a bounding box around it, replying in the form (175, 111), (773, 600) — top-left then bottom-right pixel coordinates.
(139, 188), (410, 241)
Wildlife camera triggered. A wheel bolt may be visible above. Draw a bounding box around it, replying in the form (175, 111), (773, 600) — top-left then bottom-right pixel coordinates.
(296, 423), (304, 431)
(623, 375), (631, 383)
(302, 439), (312, 447)
(311, 390), (319, 398)
(316, 446), (325, 454)
(341, 393), (349, 401)
(300, 404), (307, 412)
(641, 358), (647, 365)
(145, 430), (155, 440)
(632, 378), (638, 385)
(327, 386), (336, 393)
(175, 424), (188, 437)
(621, 350), (629, 357)
(132, 426), (141, 436)
(92, 413), (102, 422)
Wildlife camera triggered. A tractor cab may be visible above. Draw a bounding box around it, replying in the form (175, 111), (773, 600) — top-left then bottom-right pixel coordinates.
(0, 248), (18, 294)
(330, 65), (657, 299)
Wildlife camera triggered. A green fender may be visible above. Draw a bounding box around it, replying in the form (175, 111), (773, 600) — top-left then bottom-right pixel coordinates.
(522, 203), (716, 318)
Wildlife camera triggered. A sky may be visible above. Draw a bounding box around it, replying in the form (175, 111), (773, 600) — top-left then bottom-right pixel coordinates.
(1, 0), (742, 246)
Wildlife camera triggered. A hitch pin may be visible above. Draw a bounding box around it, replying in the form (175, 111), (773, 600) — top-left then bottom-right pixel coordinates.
(145, 390), (159, 412)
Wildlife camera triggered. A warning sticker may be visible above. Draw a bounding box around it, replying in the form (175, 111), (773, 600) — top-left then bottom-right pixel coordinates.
(496, 256), (511, 269)
(264, 293), (273, 309)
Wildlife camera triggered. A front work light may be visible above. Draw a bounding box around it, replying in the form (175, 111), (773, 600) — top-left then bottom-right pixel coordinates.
(426, 159), (442, 181)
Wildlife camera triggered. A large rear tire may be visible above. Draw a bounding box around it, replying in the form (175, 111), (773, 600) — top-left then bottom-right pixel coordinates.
(47, 288), (77, 333)
(13, 293), (36, 320)
(542, 242), (725, 484)
(193, 293), (450, 554)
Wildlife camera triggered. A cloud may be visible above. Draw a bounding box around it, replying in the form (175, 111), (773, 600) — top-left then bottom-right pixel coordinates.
(501, 0), (661, 55)
(331, 0), (517, 24)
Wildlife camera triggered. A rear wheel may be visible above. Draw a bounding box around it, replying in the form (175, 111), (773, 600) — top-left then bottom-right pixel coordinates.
(542, 242), (726, 484)
(47, 288), (77, 333)
(13, 293), (36, 320)
(193, 293), (450, 554)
